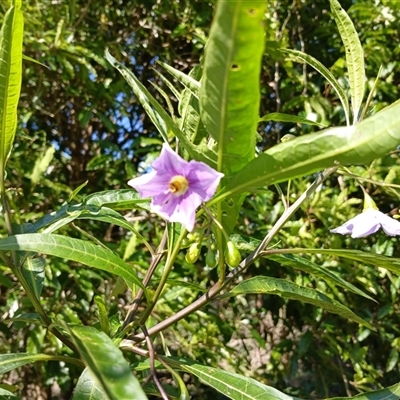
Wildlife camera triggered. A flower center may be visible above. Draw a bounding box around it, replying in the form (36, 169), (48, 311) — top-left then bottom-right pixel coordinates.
(168, 175), (189, 196)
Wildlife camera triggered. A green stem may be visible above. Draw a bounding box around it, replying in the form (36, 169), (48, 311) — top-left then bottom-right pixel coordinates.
(131, 167), (337, 342)
(139, 227), (187, 325)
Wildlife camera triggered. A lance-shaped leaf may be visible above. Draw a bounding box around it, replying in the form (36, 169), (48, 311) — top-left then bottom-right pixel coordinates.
(294, 248), (400, 277)
(200, 0), (264, 176)
(260, 112), (328, 128)
(0, 234), (144, 289)
(226, 100), (400, 195)
(0, 0), (24, 168)
(70, 326), (148, 400)
(105, 50), (217, 167)
(0, 353), (83, 375)
(326, 382), (400, 400)
(72, 367), (107, 400)
(174, 359), (303, 400)
(281, 49), (350, 126)
(330, 0), (365, 123)
(224, 276), (372, 329)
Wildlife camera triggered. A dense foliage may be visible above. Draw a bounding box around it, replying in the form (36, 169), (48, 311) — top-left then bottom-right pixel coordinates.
(1, 0), (400, 399)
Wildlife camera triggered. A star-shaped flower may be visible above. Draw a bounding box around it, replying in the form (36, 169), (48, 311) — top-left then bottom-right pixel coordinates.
(331, 209), (400, 238)
(128, 144), (224, 231)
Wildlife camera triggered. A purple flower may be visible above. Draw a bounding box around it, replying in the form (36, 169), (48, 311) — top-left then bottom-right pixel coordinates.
(128, 144), (224, 232)
(330, 209), (400, 238)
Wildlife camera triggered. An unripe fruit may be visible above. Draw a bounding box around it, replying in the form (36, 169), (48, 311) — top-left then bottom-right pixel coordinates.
(185, 243), (200, 264)
(205, 248), (217, 269)
(225, 241), (241, 268)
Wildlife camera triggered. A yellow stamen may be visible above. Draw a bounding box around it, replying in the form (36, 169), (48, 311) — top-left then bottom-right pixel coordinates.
(169, 175), (189, 196)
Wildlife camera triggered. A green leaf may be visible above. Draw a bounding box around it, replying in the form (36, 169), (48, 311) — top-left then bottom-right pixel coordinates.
(326, 382), (400, 399)
(22, 257), (45, 298)
(269, 253), (375, 302)
(177, 360), (303, 400)
(72, 367), (107, 400)
(84, 189), (150, 211)
(158, 61), (200, 96)
(68, 180), (89, 202)
(297, 248), (400, 277)
(0, 353), (83, 375)
(105, 50), (216, 167)
(259, 112), (328, 128)
(70, 326), (148, 400)
(0, 1), (23, 167)
(94, 296), (110, 336)
(225, 276), (372, 329)
(330, 0), (365, 123)
(200, 0), (265, 176)
(0, 234), (144, 289)
(281, 49), (350, 126)
(29, 146), (55, 184)
(227, 101), (400, 195)
(0, 387), (20, 399)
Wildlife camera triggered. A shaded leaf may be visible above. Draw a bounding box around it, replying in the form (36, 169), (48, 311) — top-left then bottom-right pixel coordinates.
(269, 253), (375, 302)
(0, 387), (20, 399)
(70, 326), (147, 400)
(225, 276), (372, 329)
(327, 382), (400, 399)
(72, 367), (107, 400)
(29, 146), (55, 184)
(0, 353), (83, 375)
(22, 257), (45, 298)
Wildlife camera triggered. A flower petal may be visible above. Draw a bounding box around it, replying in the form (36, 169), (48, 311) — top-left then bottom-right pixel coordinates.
(152, 144), (189, 176)
(350, 214), (380, 238)
(128, 170), (170, 198)
(330, 211), (380, 238)
(377, 212), (400, 236)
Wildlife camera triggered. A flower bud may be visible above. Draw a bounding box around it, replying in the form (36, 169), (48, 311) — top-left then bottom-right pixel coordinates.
(225, 241), (241, 268)
(205, 248), (217, 269)
(185, 243), (200, 264)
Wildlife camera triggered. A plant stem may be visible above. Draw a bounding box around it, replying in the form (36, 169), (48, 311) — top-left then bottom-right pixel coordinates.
(138, 227), (187, 325)
(122, 229), (168, 329)
(131, 167), (336, 342)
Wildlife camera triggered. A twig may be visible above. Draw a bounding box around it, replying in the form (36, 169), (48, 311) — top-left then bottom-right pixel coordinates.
(130, 167), (337, 342)
(122, 228), (168, 329)
(142, 325), (169, 400)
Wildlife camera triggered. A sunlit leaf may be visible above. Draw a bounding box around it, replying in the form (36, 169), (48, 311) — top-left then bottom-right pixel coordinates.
(227, 101), (400, 196)
(259, 112), (328, 128)
(105, 50), (217, 167)
(0, 1), (23, 167)
(330, 0), (365, 123)
(175, 359), (303, 400)
(281, 49), (350, 125)
(200, 0), (265, 176)
(0, 234), (144, 289)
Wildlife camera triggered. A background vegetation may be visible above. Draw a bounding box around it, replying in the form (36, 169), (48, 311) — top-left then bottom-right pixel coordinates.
(1, 0), (400, 399)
